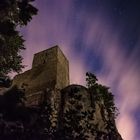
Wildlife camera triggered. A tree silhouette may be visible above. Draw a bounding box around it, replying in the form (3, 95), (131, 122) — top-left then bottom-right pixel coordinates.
(0, 0), (38, 76)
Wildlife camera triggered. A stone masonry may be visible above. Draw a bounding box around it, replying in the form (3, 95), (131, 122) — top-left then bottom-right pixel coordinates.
(13, 46), (69, 105)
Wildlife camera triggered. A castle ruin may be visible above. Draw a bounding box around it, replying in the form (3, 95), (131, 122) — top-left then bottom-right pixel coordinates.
(10, 46), (122, 139)
(13, 46), (69, 105)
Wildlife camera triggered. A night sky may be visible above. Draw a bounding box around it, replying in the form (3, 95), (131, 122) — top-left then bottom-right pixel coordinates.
(20, 0), (140, 139)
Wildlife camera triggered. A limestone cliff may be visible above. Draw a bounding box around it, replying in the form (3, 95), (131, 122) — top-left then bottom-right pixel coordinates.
(40, 84), (123, 140)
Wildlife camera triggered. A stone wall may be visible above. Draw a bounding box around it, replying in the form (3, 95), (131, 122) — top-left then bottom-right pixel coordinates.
(56, 47), (69, 89)
(12, 46), (69, 104)
(32, 46), (58, 68)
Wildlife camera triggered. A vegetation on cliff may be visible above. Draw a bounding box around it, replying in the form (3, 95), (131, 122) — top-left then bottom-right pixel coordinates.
(86, 72), (119, 118)
(0, 73), (122, 140)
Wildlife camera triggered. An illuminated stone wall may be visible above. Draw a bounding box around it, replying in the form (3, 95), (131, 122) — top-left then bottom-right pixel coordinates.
(13, 46), (69, 105)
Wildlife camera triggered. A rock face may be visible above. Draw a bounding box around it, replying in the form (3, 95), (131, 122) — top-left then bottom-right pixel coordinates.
(12, 46), (69, 105)
(56, 85), (123, 140)
(38, 85), (122, 139)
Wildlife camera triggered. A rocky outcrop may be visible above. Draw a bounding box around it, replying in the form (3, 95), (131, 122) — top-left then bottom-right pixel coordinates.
(43, 84), (123, 140)
(0, 84), (123, 139)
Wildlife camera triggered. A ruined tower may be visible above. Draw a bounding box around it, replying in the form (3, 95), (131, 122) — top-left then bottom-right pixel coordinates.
(9, 46), (123, 140)
(13, 46), (69, 104)
(32, 45), (69, 89)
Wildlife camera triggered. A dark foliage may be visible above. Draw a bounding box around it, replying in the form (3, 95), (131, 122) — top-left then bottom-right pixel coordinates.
(86, 72), (119, 118)
(0, 0), (38, 76)
(0, 76), (12, 88)
(0, 86), (25, 119)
